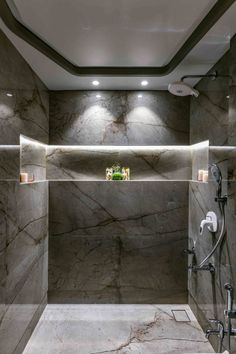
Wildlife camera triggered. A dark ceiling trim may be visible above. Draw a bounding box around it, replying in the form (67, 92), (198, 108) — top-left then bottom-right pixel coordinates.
(0, 0), (235, 76)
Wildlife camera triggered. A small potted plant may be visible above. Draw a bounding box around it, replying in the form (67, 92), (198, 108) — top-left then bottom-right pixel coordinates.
(112, 164), (123, 180)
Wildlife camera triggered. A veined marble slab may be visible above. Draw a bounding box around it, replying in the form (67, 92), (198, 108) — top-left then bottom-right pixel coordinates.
(46, 146), (192, 181)
(0, 181), (48, 354)
(20, 135), (47, 182)
(0, 146), (19, 180)
(49, 91), (190, 146)
(189, 36), (236, 354)
(191, 141), (209, 181)
(0, 29), (49, 145)
(23, 304), (214, 354)
(49, 181), (188, 304)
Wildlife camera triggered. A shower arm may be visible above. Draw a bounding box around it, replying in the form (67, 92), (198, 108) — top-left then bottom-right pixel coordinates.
(181, 71), (232, 82)
(181, 71), (218, 82)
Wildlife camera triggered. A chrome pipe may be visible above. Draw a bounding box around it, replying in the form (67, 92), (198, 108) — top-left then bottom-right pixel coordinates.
(224, 283), (234, 351)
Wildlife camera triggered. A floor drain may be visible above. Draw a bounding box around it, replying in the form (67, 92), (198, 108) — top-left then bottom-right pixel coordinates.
(172, 309), (191, 322)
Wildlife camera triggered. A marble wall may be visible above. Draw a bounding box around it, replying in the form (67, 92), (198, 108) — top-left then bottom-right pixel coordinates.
(189, 36), (236, 353)
(0, 29), (49, 354)
(48, 90), (190, 304)
(49, 91), (190, 145)
(20, 135), (47, 182)
(0, 146), (19, 180)
(0, 182), (48, 354)
(0, 29), (49, 145)
(46, 146), (192, 181)
(49, 181), (188, 304)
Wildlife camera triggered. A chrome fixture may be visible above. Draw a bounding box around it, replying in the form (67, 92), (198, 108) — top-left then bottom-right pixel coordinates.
(224, 283), (236, 351)
(190, 263), (215, 274)
(183, 248), (195, 255)
(206, 319), (224, 353)
(168, 71), (218, 97)
(205, 284), (236, 353)
(199, 211), (218, 235)
(210, 163), (228, 204)
(211, 163), (222, 196)
(188, 164), (227, 272)
(168, 81), (200, 97)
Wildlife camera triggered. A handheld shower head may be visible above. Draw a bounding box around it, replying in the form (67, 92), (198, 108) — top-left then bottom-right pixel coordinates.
(210, 163), (222, 198)
(168, 81), (199, 97)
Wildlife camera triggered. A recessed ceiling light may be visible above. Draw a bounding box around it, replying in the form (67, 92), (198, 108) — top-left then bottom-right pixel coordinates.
(6, 93), (13, 97)
(138, 94), (143, 98)
(92, 80), (100, 86)
(141, 80), (148, 86)
(96, 94), (101, 98)
(226, 95), (230, 99)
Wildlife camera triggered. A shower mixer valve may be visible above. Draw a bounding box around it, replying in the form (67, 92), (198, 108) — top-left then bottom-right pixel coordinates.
(199, 211), (218, 235)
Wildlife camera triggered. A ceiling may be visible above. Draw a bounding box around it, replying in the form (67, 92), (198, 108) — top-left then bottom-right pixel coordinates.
(0, 0), (236, 90)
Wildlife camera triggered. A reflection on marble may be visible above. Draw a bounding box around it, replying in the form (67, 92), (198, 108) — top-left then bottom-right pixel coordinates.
(20, 135), (46, 182)
(49, 181), (188, 303)
(23, 304), (214, 354)
(191, 141), (209, 181)
(0, 27), (49, 354)
(46, 146), (192, 181)
(49, 91), (190, 145)
(0, 146), (19, 180)
(0, 30), (49, 144)
(0, 181), (48, 354)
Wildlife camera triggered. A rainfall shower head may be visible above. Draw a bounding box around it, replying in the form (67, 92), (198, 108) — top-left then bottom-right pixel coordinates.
(168, 71), (218, 98)
(168, 81), (199, 97)
(210, 163), (222, 198)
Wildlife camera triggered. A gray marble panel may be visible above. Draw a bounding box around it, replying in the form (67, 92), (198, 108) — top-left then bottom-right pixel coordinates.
(0, 27), (49, 354)
(20, 135), (46, 182)
(188, 180), (236, 353)
(0, 29), (49, 145)
(0, 146), (19, 180)
(49, 181), (188, 238)
(49, 181), (188, 303)
(49, 233), (187, 304)
(191, 141), (209, 181)
(229, 36), (236, 149)
(46, 146), (191, 181)
(190, 54), (229, 146)
(0, 258), (47, 354)
(49, 91), (190, 145)
(0, 88), (49, 145)
(189, 37), (236, 353)
(230, 34), (236, 86)
(0, 181), (48, 354)
(228, 85), (236, 146)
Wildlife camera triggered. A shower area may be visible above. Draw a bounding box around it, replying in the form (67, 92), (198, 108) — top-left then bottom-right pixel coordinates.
(0, 25), (236, 354)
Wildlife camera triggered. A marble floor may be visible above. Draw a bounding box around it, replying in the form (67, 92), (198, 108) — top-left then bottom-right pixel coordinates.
(23, 304), (215, 354)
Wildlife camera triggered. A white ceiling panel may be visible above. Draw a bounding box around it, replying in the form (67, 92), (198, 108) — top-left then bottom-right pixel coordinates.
(1, 0), (236, 90)
(10, 0), (216, 66)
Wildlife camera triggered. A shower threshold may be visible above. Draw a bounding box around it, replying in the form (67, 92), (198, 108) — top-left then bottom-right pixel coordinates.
(23, 304), (215, 354)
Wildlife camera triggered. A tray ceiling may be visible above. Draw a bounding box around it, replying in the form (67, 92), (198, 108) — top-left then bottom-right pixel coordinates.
(1, 0), (236, 90)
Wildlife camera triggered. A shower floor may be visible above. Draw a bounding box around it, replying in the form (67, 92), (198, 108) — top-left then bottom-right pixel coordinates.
(23, 304), (214, 354)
